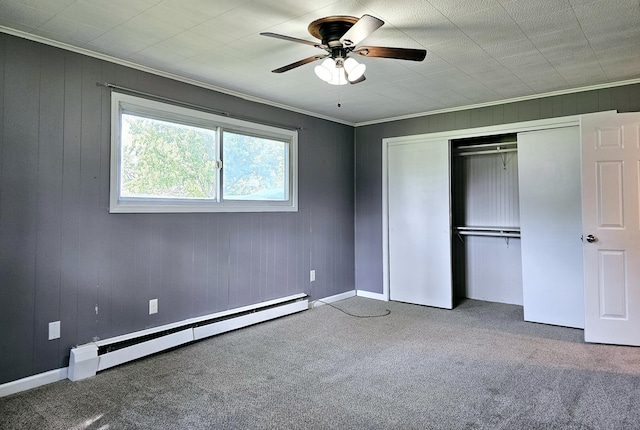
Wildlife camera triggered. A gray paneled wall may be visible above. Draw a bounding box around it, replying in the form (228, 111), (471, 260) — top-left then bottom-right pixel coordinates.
(0, 33), (355, 385)
(355, 82), (640, 295)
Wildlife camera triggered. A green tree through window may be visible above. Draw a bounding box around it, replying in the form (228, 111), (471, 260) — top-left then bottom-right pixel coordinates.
(121, 114), (217, 199)
(223, 131), (286, 200)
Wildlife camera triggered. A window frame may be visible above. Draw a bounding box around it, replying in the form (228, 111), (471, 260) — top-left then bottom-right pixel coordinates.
(110, 92), (298, 213)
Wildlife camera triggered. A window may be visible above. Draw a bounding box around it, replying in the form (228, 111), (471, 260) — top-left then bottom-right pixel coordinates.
(110, 93), (297, 213)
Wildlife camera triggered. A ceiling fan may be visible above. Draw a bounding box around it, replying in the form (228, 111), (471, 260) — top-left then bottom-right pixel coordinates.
(260, 14), (427, 85)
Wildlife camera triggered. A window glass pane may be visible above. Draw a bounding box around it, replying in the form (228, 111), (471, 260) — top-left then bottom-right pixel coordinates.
(222, 131), (287, 201)
(121, 113), (217, 200)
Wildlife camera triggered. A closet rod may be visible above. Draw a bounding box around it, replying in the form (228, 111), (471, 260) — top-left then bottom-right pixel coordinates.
(456, 148), (517, 156)
(457, 230), (521, 238)
(456, 141), (517, 150)
(456, 226), (520, 232)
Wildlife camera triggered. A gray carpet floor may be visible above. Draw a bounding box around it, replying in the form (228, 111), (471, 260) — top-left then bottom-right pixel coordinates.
(1, 297), (639, 429)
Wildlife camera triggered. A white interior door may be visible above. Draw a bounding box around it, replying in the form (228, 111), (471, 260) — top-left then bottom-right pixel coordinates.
(388, 139), (452, 308)
(581, 112), (640, 345)
(518, 127), (584, 328)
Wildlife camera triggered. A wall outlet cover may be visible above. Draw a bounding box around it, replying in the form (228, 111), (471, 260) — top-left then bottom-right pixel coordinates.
(48, 321), (61, 340)
(149, 299), (158, 314)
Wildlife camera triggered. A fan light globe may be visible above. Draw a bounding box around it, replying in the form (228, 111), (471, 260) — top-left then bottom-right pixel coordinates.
(314, 58), (334, 82)
(344, 57), (366, 82)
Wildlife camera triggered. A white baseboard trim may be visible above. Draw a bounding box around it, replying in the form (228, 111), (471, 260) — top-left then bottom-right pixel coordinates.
(356, 290), (388, 301)
(310, 290), (356, 308)
(0, 367), (68, 398)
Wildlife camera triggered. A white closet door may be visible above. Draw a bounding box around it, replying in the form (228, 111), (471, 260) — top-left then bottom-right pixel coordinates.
(581, 112), (640, 346)
(518, 126), (584, 328)
(388, 139), (452, 308)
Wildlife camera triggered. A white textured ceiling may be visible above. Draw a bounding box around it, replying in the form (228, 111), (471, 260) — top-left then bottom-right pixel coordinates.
(1, 0), (639, 124)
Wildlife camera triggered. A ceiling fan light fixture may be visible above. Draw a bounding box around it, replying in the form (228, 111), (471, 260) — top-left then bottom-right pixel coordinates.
(315, 58), (348, 85)
(263, 14), (427, 85)
(344, 57), (366, 82)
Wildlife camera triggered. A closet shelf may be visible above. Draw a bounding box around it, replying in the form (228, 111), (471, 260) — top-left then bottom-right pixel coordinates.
(455, 226), (521, 238)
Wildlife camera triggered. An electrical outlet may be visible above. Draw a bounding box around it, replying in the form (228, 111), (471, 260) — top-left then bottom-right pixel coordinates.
(149, 299), (158, 315)
(48, 321), (60, 340)
(310, 269), (316, 282)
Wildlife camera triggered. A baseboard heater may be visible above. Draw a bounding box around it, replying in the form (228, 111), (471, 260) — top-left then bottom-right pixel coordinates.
(68, 293), (308, 381)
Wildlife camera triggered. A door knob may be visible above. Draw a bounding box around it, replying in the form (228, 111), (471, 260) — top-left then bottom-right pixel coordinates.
(586, 234), (597, 243)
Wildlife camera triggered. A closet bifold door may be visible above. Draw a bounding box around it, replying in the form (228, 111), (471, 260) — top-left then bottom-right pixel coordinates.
(387, 138), (452, 309)
(518, 126), (584, 328)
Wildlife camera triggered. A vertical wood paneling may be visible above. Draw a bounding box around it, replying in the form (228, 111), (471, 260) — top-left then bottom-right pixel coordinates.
(550, 95), (564, 117)
(33, 46), (65, 373)
(462, 153), (520, 227)
(96, 209), (113, 340)
(0, 33), (354, 385)
(132, 217), (151, 330)
(518, 100), (539, 121)
(562, 93), (578, 116)
(192, 215), (209, 317)
(273, 215), (287, 299)
(470, 107), (492, 128)
(96, 62), (116, 340)
(0, 36), (6, 377)
(109, 214), (136, 335)
(99, 62), (116, 208)
(611, 86), (631, 112)
(77, 57), (102, 343)
(250, 213), (262, 303)
(503, 103), (519, 124)
(212, 214), (230, 313)
(173, 216), (195, 318)
(0, 37), (40, 382)
(58, 50), (82, 366)
(0, 34), (4, 207)
(455, 110), (471, 129)
(491, 105), (504, 124)
(150, 215), (172, 326)
(539, 97), (553, 118)
(576, 91), (599, 114)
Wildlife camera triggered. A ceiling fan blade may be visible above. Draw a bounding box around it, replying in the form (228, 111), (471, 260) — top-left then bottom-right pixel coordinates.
(260, 32), (322, 48)
(355, 46), (427, 61)
(271, 55), (328, 73)
(339, 14), (384, 47)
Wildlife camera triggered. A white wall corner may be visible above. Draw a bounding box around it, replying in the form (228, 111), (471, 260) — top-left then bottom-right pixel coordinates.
(68, 344), (99, 381)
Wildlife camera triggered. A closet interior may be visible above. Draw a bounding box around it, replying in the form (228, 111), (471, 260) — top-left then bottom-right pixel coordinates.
(451, 134), (523, 307)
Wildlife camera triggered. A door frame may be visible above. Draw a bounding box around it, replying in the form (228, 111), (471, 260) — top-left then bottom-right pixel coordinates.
(381, 114), (592, 302)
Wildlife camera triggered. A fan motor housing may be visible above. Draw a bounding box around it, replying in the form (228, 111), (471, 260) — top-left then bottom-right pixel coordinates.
(308, 16), (358, 47)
